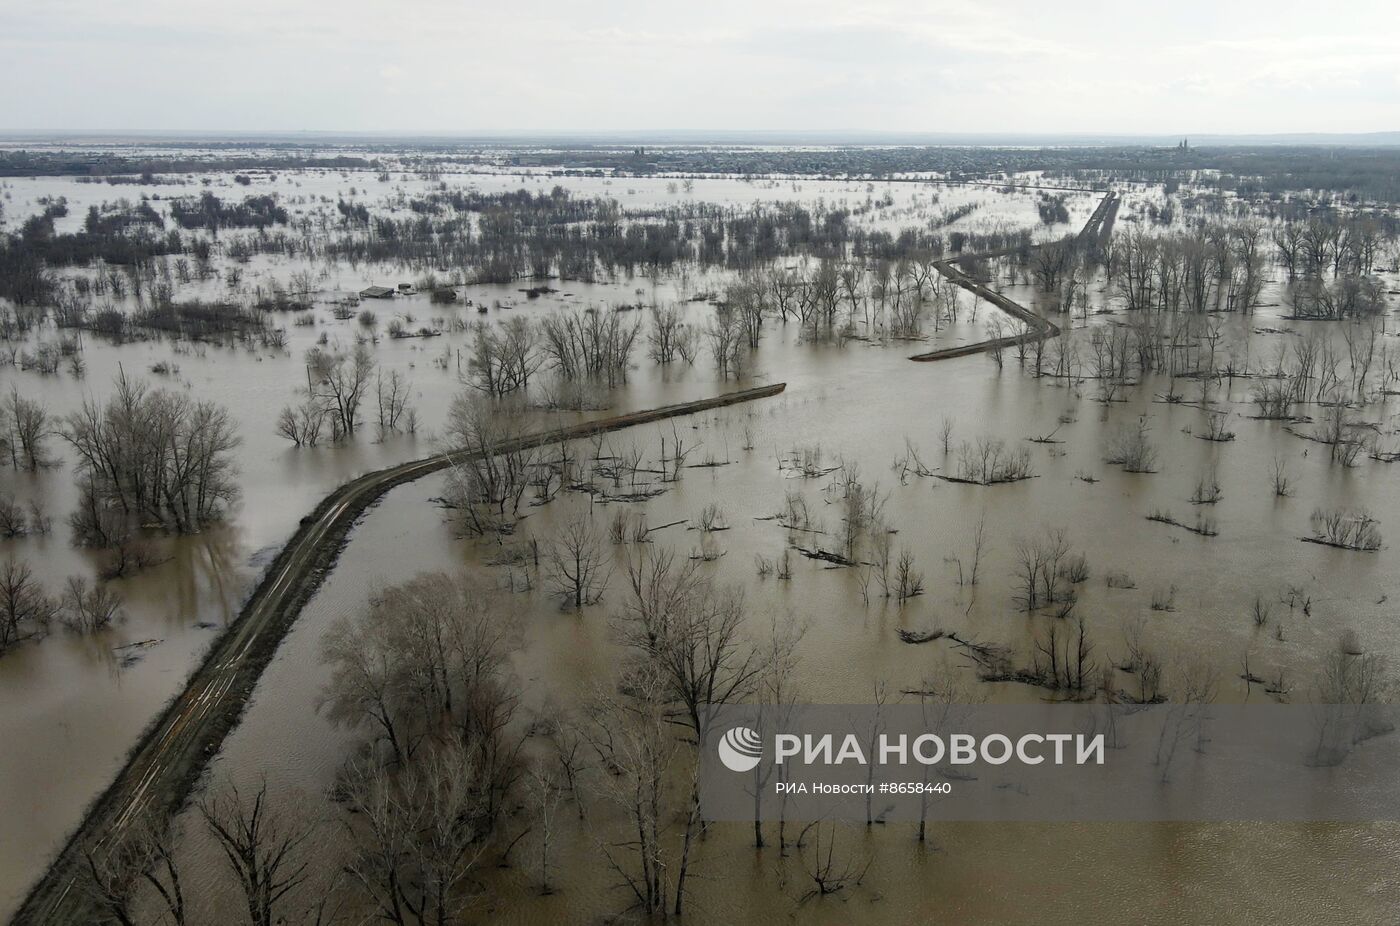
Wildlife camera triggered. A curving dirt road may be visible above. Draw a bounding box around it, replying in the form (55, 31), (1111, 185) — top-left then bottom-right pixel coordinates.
(12, 382), (787, 926)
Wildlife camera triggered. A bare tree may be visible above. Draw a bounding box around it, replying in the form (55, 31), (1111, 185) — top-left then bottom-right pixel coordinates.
(538, 308), (640, 386)
(0, 494), (28, 537)
(1308, 507), (1382, 551)
(527, 767), (564, 894)
(199, 779), (315, 926)
(646, 304), (688, 364)
(615, 546), (774, 743)
(913, 668), (980, 842)
(376, 370), (412, 434)
(956, 511), (988, 588)
(0, 557), (56, 653)
(466, 317), (538, 397)
(1012, 528), (1074, 610)
(64, 371), (240, 539)
(1031, 612), (1097, 691)
(61, 575), (125, 633)
(582, 663), (697, 917)
(704, 304), (745, 378)
(1030, 235), (1078, 295)
(1153, 662), (1218, 781)
(1269, 457), (1290, 498)
(342, 742), (493, 926)
(276, 400), (326, 448)
(1104, 418), (1158, 473)
(307, 343), (375, 437)
(438, 394), (539, 536)
(894, 548), (925, 603)
(80, 815), (188, 926)
(1311, 635), (1392, 765)
(320, 572), (519, 767)
(604, 547), (799, 913)
(722, 278), (767, 348)
(547, 512), (611, 609)
(797, 823), (870, 902)
(1274, 222), (1305, 281)
(751, 613), (804, 850)
(5, 386), (50, 470)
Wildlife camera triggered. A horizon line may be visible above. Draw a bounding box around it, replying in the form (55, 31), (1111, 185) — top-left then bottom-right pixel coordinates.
(2, 128), (1400, 146)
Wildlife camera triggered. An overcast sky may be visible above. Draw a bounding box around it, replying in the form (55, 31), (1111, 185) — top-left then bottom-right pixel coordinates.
(3, 0), (1398, 136)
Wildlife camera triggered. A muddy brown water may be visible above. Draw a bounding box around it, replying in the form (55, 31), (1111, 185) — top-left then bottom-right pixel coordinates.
(161, 327), (1400, 924)
(2, 168), (1399, 922)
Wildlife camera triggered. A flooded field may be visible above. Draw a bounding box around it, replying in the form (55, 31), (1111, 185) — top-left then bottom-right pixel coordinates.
(3, 153), (1400, 923)
(165, 339), (1400, 925)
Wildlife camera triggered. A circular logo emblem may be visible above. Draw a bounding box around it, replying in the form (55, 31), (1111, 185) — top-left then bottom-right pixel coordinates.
(717, 725), (764, 772)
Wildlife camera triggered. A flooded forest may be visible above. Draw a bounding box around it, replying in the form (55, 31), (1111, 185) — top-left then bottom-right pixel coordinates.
(2, 141), (1400, 924)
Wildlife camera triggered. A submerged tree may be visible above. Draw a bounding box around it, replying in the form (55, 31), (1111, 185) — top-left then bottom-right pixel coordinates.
(584, 664), (683, 916)
(547, 512), (611, 610)
(63, 371), (240, 541)
(319, 571), (520, 768)
(466, 316), (538, 398)
(60, 576), (125, 633)
(586, 546), (799, 915)
(4, 387), (50, 470)
(323, 572), (522, 924)
(438, 393), (539, 536)
(79, 813), (188, 926)
(0, 557), (56, 654)
(199, 780), (317, 926)
(538, 307), (640, 386)
(306, 343), (375, 437)
(341, 742), (493, 926)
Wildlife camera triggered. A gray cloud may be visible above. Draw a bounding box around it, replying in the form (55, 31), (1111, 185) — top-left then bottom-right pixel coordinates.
(1, 0), (1396, 133)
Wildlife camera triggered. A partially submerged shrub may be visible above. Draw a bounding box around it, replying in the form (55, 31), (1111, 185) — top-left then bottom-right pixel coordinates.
(1308, 508), (1381, 551)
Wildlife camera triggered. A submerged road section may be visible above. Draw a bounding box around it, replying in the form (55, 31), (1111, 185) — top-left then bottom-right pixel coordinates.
(910, 191), (1119, 362)
(13, 382), (787, 926)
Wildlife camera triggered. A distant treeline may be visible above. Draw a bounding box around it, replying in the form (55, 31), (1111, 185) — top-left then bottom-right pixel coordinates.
(496, 146), (1071, 182)
(0, 190), (299, 304)
(9, 143), (1400, 204)
(489, 145), (1400, 205)
(0, 183), (1029, 306)
(0, 199), (181, 304)
(318, 187), (1026, 282)
(0, 149), (375, 178)
(1047, 147), (1400, 205)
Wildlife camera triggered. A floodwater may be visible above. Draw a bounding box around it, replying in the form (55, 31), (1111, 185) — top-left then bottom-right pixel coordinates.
(2, 163), (1400, 923)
